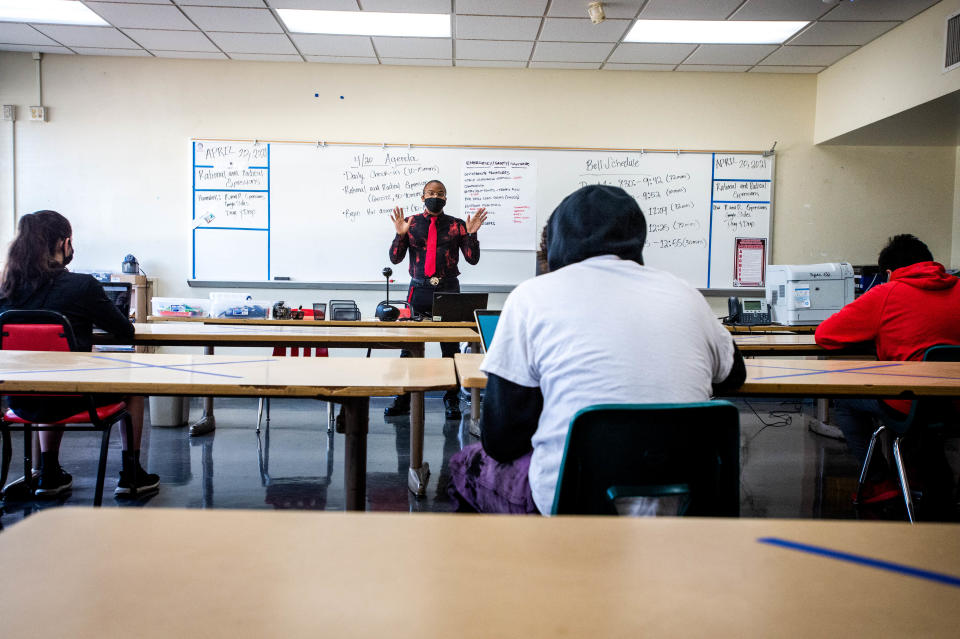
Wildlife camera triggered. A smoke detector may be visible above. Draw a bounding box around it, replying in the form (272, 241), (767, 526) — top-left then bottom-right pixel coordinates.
(587, 2), (605, 24)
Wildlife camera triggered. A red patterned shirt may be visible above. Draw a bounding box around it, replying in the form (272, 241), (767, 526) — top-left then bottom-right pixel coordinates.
(389, 211), (480, 280)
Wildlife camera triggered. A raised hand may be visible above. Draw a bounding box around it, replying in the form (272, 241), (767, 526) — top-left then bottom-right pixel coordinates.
(466, 207), (487, 234)
(391, 206), (411, 235)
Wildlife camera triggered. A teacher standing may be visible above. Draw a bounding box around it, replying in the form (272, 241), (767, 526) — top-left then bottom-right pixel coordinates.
(386, 179), (487, 420)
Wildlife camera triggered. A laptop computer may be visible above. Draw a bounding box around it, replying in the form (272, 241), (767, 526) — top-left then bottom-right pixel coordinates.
(431, 292), (489, 322)
(474, 309), (501, 353)
(102, 282), (132, 319)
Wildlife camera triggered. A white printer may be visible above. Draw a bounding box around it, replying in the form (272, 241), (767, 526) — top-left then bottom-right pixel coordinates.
(765, 263), (855, 325)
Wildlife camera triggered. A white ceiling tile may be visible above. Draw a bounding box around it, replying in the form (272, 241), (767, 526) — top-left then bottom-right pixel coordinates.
(72, 47), (151, 56)
(180, 7), (283, 33)
(531, 41), (613, 62)
(822, 0), (940, 22)
(304, 55), (378, 63)
(0, 23), (59, 46)
(539, 18), (630, 43)
(608, 42), (696, 64)
(175, 1), (267, 6)
(760, 44), (857, 66)
(548, 0), (643, 19)
(639, 0), (743, 20)
(731, 0), (833, 21)
(684, 44), (777, 65)
(372, 36), (450, 58)
(84, 3), (195, 30)
(0, 44), (73, 54)
(675, 64), (749, 72)
(749, 65), (824, 73)
(454, 16), (540, 40)
(380, 57), (451, 66)
(152, 50), (229, 59)
(456, 0), (547, 17)
(229, 52), (302, 61)
(456, 59), (527, 67)
(529, 61), (600, 69)
(455, 39), (531, 61)
(207, 32), (297, 53)
(93, 0), (171, 4)
(289, 33), (375, 55)
(788, 21), (898, 46)
(360, 1), (451, 12)
(122, 29), (218, 51)
(31, 25), (137, 48)
(603, 63), (676, 71)
(268, 1), (360, 8)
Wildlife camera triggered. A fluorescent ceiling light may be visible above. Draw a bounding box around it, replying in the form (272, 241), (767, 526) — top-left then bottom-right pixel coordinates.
(625, 20), (808, 44)
(278, 9), (450, 38)
(0, 0), (109, 26)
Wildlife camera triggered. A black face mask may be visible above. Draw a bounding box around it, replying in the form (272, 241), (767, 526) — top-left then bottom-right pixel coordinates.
(62, 249), (73, 266)
(424, 197), (446, 214)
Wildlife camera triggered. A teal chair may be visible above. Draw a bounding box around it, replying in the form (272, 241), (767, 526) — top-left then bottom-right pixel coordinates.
(856, 345), (960, 523)
(550, 401), (741, 516)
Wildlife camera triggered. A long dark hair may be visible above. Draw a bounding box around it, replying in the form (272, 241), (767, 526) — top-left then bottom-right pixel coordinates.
(0, 210), (72, 299)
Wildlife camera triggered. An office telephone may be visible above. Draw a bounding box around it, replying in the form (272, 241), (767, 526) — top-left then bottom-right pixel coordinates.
(725, 297), (771, 326)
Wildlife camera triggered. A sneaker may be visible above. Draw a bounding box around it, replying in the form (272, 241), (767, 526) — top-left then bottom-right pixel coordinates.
(114, 465), (160, 497)
(444, 397), (462, 421)
(384, 396), (411, 417)
(34, 466), (73, 498)
(855, 479), (900, 505)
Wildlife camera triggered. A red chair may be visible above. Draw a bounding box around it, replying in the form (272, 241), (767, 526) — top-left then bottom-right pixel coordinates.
(0, 310), (135, 506)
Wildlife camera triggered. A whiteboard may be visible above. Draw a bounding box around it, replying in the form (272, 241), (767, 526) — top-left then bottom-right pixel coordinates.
(191, 140), (774, 289)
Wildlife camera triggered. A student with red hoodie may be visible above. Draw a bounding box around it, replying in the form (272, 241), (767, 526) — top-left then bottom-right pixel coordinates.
(815, 234), (960, 505)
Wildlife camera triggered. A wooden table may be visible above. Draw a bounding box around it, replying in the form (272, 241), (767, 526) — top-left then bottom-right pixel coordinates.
(108, 323), (479, 496)
(2, 509), (958, 637)
(455, 352), (960, 415)
(0, 351), (455, 510)
(725, 323), (817, 334)
(148, 315), (477, 328)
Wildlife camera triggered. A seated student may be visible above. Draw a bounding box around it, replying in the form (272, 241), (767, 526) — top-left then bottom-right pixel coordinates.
(815, 234), (960, 505)
(0, 210), (159, 498)
(448, 185), (746, 514)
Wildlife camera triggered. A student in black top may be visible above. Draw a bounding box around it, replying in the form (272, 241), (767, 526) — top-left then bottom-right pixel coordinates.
(0, 210), (159, 498)
(386, 179), (487, 419)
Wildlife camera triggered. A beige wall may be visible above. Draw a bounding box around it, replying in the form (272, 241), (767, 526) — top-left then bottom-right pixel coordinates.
(815, 0), (960, 144)
(955, 146), (960, 267)
(0, 47), (956, 312)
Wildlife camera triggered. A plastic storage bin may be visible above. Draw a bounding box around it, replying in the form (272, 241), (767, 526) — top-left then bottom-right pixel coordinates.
(209, 293), (270, 319)
(151, 297), (210, 318)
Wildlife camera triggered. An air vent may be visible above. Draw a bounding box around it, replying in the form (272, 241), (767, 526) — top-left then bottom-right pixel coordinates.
(947, 10), (960, 72)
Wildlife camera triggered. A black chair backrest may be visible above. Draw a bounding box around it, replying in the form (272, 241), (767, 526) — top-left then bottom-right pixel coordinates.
(0, 309), (80, 352)
(882, 345), (960, 434)
(552, 401), (741, 517)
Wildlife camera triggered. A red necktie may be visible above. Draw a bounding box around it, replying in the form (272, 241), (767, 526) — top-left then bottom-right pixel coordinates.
(424, 216), (437, 277)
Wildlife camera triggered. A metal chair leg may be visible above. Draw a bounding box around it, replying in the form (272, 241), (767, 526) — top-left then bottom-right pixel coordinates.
(94, 424), (112, 507)
(892, 437), (915, 523)
(327, 402), (335, 434)
(265, 398), (271, 433)
(855, 424), (886, 504)
(23, 426), (33, 493)
(0, 427), (11, 491)
(256, 397), (264, 433)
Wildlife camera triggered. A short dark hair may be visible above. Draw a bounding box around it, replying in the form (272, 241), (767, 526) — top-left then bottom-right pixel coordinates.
(423, 180), (446, 195)
(877, 234), (933, 273)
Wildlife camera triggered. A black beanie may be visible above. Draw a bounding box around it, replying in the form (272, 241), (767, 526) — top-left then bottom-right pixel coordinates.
(546, 185), (646, 272)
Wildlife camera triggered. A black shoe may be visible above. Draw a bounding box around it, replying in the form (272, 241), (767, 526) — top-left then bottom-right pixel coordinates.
(34, 466), (73, 498)
(444, 397), (462, 421)
(115, 465), (160, 497)
(384, 396), (410, 417)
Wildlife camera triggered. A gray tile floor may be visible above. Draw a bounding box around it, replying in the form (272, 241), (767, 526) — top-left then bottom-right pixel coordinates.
(0, 395), (935, 529)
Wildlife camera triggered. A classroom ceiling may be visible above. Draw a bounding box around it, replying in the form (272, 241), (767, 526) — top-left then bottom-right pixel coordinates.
(0, 0), (944, 73)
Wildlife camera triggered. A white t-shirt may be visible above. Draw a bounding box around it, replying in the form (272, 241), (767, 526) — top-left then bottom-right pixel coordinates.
(481, 255), (736, 514)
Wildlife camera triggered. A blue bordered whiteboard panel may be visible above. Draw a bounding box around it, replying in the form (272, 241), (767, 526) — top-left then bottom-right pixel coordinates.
(190, 139), (774, 289)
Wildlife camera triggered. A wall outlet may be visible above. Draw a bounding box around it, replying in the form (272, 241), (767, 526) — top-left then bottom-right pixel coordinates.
(1, 105), (14, 121)
(29, 105), (46, 121)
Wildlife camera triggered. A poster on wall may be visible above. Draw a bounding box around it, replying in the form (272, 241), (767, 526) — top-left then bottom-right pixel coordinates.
(733, 237), (765, 287)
